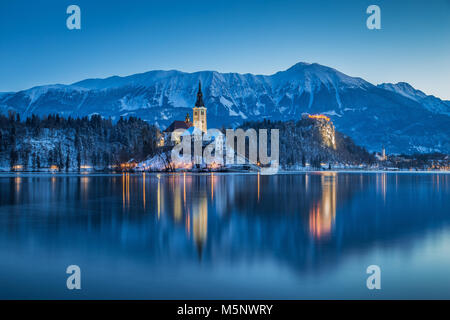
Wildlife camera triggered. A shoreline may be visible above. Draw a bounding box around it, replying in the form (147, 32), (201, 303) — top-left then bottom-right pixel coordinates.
(0, 169), (449, 176)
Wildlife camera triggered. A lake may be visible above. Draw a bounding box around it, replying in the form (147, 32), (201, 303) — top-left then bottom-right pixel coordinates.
(0, 172), (449, 299)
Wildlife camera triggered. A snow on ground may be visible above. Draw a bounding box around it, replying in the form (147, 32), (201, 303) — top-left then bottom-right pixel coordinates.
(322, 110), (341, 117)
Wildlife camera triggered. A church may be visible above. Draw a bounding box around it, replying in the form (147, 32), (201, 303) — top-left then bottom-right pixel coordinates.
(159, 81), (207, 146)
(192, 81), (207, 132)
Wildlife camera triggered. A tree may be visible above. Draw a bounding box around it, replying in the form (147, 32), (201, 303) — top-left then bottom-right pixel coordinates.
(57, 143), (64, 171)
(66, 153), (70, 172)
(10, 149), (19, 169)
(32, 152), (37, 170)
(76, 151), (81, 171)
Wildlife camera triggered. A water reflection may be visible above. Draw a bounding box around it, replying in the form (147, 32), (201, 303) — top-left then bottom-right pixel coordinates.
(15, 176), (21, 193)
(143, 172), (146, 210)
(193, 192), (208, 253)
(309, 173), (336, 240)
(0, 172), (449, 298)
(376, 172), (387, 203)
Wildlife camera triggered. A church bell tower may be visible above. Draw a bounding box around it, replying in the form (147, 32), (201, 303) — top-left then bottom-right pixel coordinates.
(193, 81), (207, 132)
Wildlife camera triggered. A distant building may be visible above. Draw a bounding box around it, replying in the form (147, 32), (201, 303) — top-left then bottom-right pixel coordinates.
(375, 146), (387, 161)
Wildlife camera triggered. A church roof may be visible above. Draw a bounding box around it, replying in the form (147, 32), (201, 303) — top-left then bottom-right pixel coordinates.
(164, 120), (192, 132)
(195, 80), (205, 107)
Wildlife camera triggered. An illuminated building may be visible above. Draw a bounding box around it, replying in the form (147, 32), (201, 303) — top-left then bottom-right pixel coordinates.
(192, 81), (207, 132)
(307, 114), (330, 122)
(160, 81), (207, 146)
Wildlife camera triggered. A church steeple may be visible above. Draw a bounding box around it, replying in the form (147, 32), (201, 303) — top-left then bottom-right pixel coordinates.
(192, 80), (207, 132)
(195, 81), (205, 107)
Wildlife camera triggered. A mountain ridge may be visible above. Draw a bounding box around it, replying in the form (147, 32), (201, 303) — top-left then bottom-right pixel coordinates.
(1, 62), (449, 154)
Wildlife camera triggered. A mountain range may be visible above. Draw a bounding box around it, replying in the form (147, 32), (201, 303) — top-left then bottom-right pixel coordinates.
(1, 62), (449, 154)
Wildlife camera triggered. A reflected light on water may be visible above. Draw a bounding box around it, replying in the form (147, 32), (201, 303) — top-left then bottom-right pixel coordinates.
(309, 172), (337, 240)
(257, 172), (260, 202)
(174, 180), (182, 222)
(157, 174), (161, 219)
(305, 173), (309, 192)
(122, 173), (131, 209)
(376, 173), (387, 203)
(193, 192), (208, 253)
(186, 208), (191, 239)
(1, 172), (450, 299)
(51, 176), (56, 193)
(122, 173), (125, 209)
(127, 174), (130, 209)
(143, 172), (146, 210)
(15, 176), (21, 193)
(211, 172), (214, 201)
(434, 174), (440, 192)
(81, 176), (89, 189)
(80, 176), (89, 202)
(183, 172), (186, 207)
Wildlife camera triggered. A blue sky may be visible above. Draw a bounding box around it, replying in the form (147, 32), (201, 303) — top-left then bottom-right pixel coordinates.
(0, 0), (449, 99)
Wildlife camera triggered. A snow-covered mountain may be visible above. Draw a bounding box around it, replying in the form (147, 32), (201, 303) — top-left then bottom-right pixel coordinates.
(1, 62), (449, 154)
(378, 82), (450, 116)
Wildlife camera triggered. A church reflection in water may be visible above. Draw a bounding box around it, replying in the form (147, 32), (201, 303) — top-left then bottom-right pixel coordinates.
(108, 172), (450, 260)
(131, 172), (212, 252)
(2, 172), (449, 274)
(119, 171), (341, 254)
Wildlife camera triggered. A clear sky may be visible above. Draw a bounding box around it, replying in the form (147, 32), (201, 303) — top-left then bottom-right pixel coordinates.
(0, 0), (449, 99)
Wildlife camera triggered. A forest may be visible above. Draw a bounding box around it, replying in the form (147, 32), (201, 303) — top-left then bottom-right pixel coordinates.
(0, 112), (377, 172)
(239, 117), (375, 169)
(0, 112), (159, 171)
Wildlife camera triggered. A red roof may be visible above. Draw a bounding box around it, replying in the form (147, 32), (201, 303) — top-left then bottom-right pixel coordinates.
(164, 120), (192, 132)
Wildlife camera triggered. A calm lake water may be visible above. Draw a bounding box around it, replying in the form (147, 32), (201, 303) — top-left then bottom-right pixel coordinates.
(0, 172), (449, 299)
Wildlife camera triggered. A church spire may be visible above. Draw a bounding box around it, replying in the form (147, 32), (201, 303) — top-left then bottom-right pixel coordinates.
(193, 80), (207, 132)
(195, 80), (205, 107)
